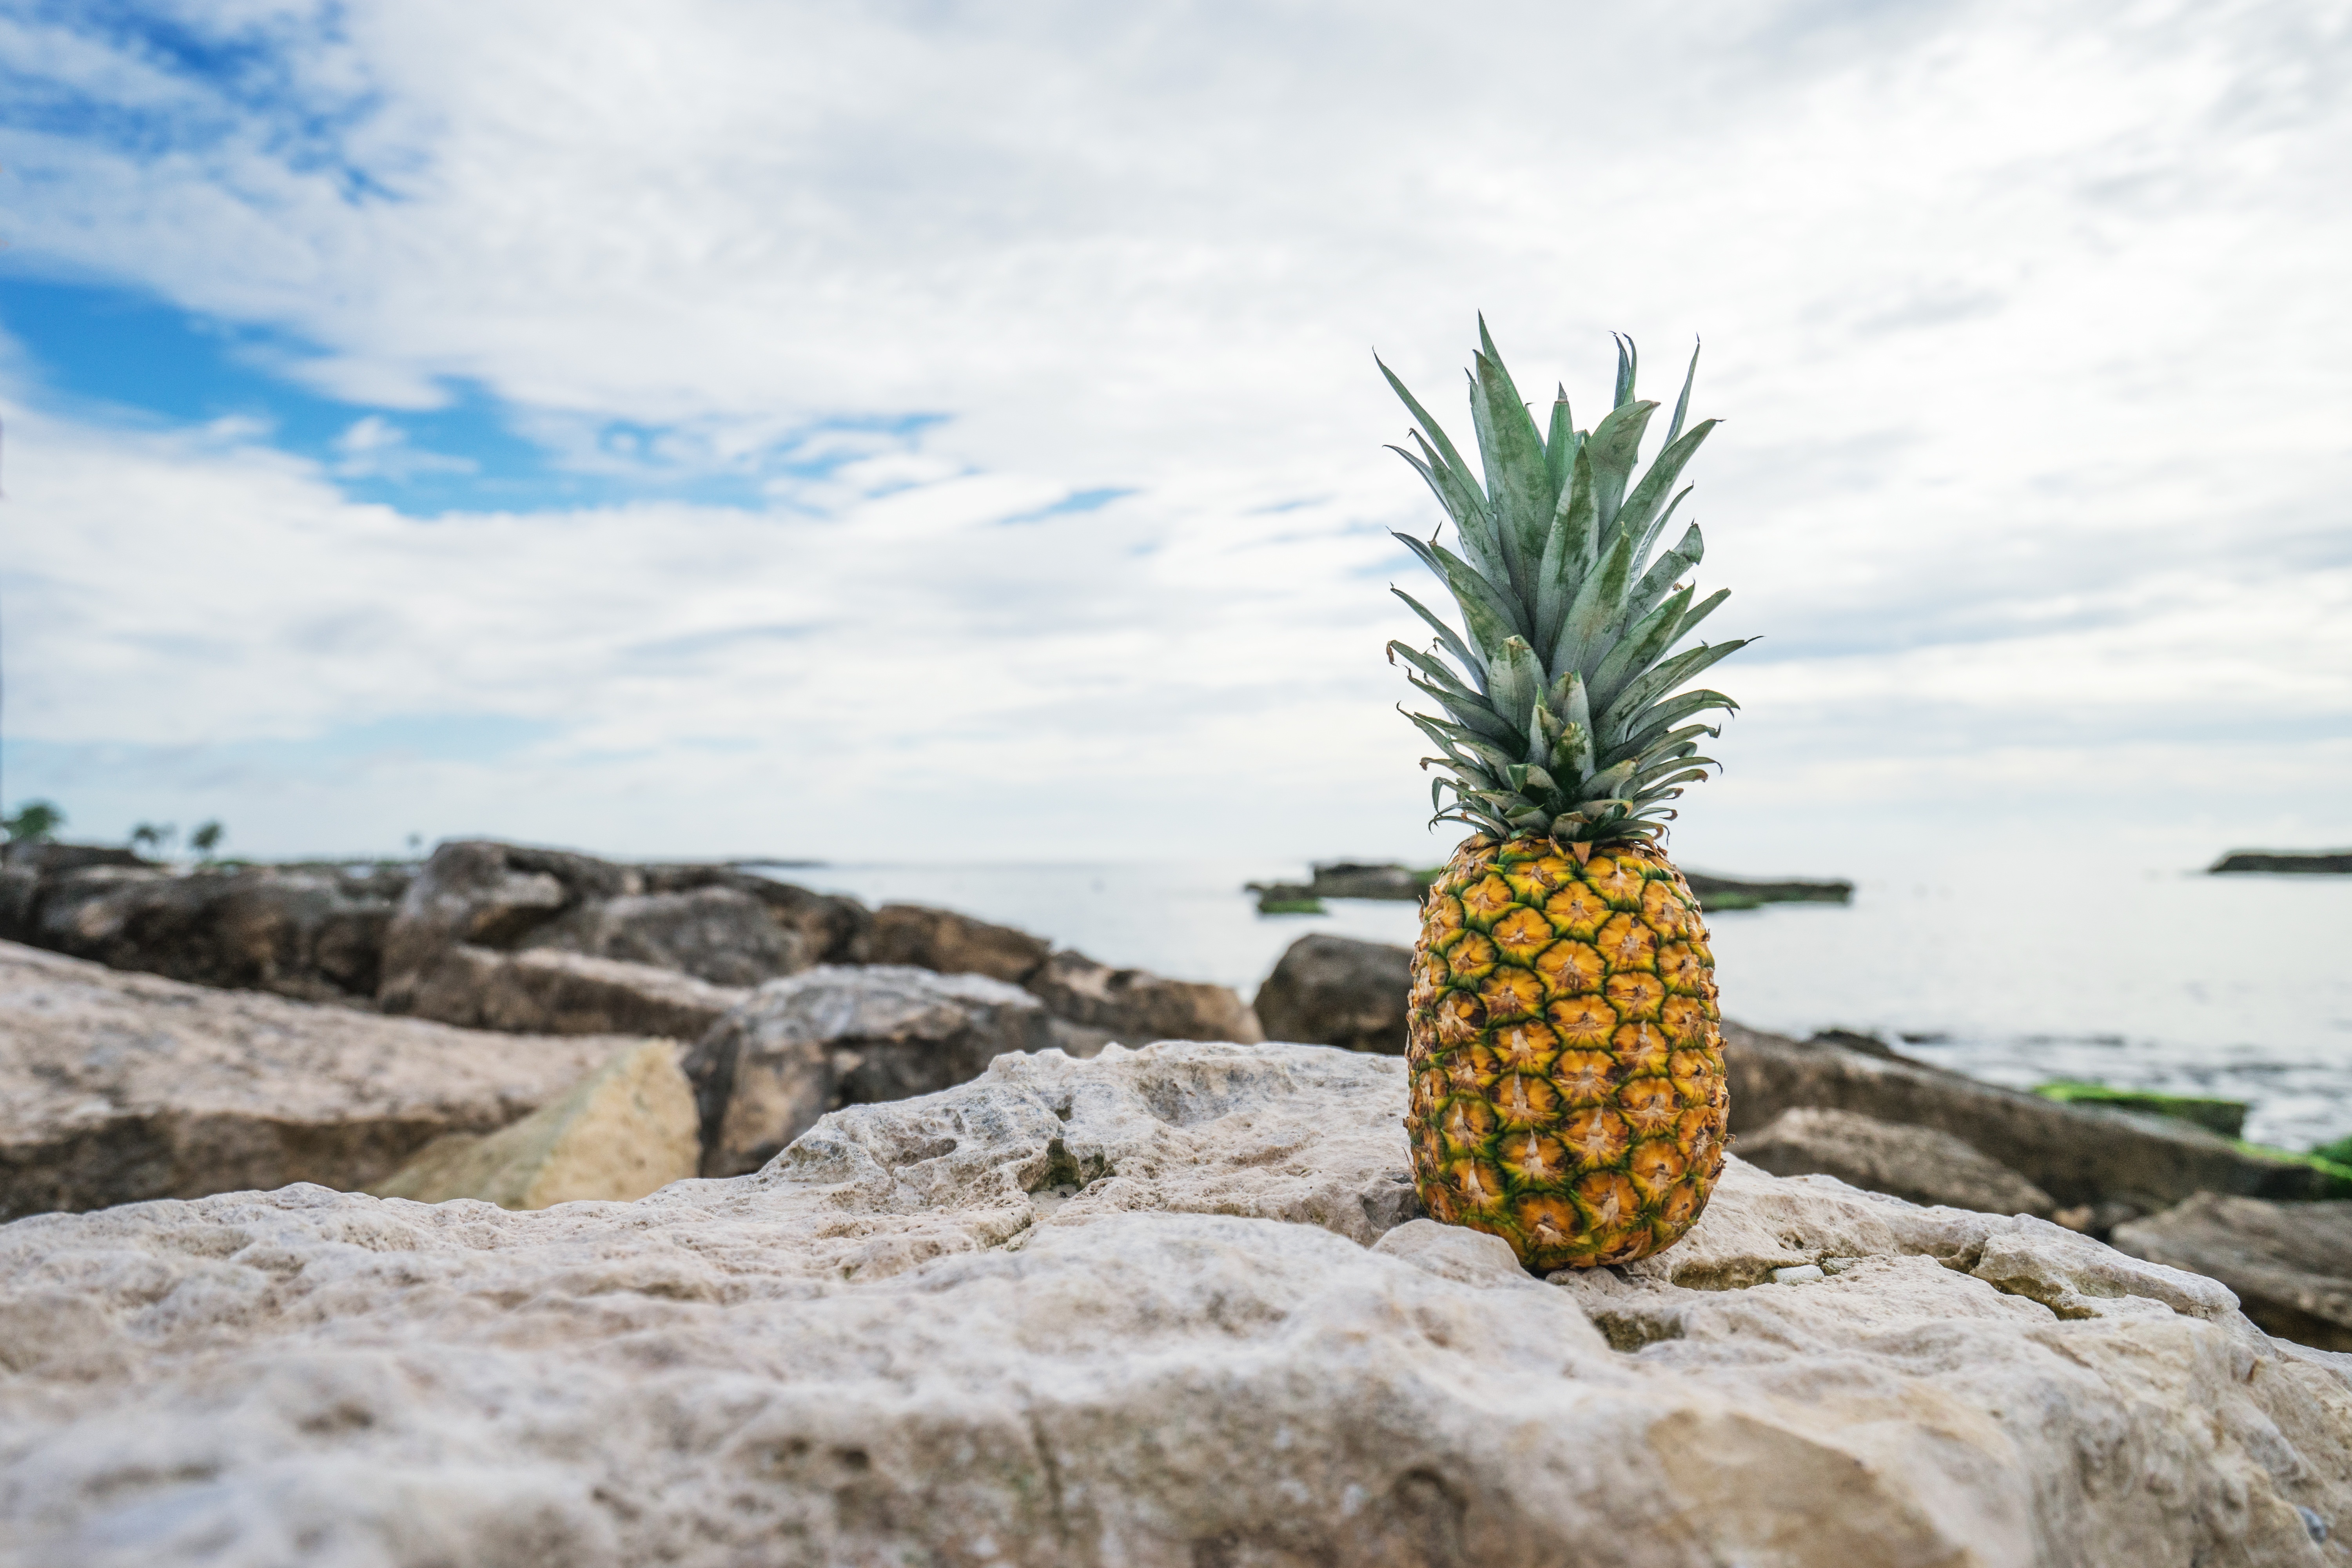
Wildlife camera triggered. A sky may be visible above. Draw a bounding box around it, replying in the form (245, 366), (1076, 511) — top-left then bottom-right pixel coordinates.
(0, 0), (2346, 873)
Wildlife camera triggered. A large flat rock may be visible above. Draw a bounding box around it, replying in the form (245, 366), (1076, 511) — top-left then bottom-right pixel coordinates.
(2, 1041), (2346, 1566)
(0, 940), (645, 1220)
(1724, 1020), (2342, 1211)
(2116, 1194), (2352, 1353)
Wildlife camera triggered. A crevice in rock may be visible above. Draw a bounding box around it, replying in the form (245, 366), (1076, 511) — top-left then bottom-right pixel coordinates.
(1025, 1136), (1114, 1195)
(1584, 1308), (1688, 1352)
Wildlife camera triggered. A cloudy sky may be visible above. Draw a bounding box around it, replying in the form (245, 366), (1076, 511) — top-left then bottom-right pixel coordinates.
(0, 0), (2345, 872)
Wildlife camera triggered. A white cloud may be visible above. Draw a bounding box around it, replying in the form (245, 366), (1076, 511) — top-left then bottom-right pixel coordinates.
(328, 414), (473, 478)
(0, 0), (2347, 862)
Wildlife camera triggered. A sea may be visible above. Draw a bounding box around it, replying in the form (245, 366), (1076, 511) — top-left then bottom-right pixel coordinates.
(762, 858), (2352, 1153)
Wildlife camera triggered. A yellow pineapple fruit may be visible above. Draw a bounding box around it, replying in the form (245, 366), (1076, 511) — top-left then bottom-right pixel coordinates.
(1381, 323), (1748, 1269)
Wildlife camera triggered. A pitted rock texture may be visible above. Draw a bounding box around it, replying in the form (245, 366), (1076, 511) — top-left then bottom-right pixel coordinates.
(0, 940), (640, 1221)
(1, 1041), (2347, 1567)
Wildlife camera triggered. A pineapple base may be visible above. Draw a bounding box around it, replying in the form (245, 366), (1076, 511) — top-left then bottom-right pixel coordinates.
(1405, 835), (1730, 1270)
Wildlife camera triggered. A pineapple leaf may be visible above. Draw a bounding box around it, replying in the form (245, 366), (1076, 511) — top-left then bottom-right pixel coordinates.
(1599, 641), (1752, 748)
(1537, 443), (1599, 655)
(1551, 428), (1601, 564)
(1553, 524), (1639, 679)
(1391, 588), (1485, 681)
(1552, 718), (1595, 780)
(1585, 398), (1661, 534)
(1664, 339), (1701, 446)
(1628, 485), (1693, 585)
(1377, 354), (1480, 497)
(1486, 636), (1545, 735)
(1394, 435), (1506, 584)
(1630, 755), (1717, 793)
(1392, 534), (1526, 659)
(1605, 691), (1739, 766)
(1579, 757), (1639, 802)
(1612, 522), (1704, 647)
(1543, 387), (1577, 509)
(1468, 350), (1551, 606)
(1549, 668), (1594, 737)
(1672, 586), (1732, 645)
(1407, 675), (1517, 743)
(1612, 333), (1637, 408)
(1386, 637), (1469, 691)
(1613, 419), (1716, 559)
(1589, 583), (1695, 714)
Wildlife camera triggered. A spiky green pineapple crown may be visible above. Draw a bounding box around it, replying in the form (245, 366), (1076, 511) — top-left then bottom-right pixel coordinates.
(1382, 321), (1749, 847)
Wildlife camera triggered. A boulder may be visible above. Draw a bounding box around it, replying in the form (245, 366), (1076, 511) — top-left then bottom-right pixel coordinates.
(0, 940), (637, 1220)
(2115, 1194), (2352, 1352)
(1253, 932), (1413, 1055)
(379, 840), (868, 1018)
(0, 841), (149, 873)
(684, 965), (1058, 1177)
(868, 901), (1053, 984)
(370, 1040), (700, 1210)
(1025, 947), (1263, 1045)
(1723, 1020), (2343, 1212)
(19, 864), (398, 1002)
(403, 946), (749, 1040)
(1738, 1105), (2056, 1218)
(0, 864), (36, 942)
(518, 885), (806, 986)
(1, 1041), (2347, 1566)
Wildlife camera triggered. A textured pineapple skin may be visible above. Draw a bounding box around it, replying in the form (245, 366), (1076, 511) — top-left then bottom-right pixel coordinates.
(1405, 835), (1730, 1270)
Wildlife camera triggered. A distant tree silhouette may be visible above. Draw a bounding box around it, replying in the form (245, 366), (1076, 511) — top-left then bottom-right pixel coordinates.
(129, 822), (177, 857)
(189, 820), (226, 858)
(3, 800), (64, 843)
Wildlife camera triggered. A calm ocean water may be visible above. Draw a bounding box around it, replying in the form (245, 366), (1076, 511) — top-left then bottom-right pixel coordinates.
(768, 860), (2352, 1151)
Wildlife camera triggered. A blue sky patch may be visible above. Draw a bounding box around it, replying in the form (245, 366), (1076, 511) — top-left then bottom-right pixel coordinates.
(0, 273), (946, 515)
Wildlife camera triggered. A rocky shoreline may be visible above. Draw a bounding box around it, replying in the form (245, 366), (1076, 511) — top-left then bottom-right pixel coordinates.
(4, 839), (2350, 1561)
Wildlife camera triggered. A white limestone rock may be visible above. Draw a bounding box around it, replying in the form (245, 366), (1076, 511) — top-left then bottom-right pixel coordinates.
(0, 940), (641, 1221)
(1, 1041), (2347, 1568)
(368, 1039), (701, 1210)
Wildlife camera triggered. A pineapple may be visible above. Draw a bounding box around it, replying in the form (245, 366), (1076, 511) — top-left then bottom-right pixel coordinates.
(1382, 323), (1749, 1270)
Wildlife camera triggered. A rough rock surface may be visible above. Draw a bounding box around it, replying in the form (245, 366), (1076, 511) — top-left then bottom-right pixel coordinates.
(518, 885), (807, 986)
(1739, 1105), (2056, 1218)
(378, 840), (868, 1019)
(371, 1040), (699, 1210)
(2116, 1194), (2352, 1353)
(1025, 947), (1263, 1045)
(403, 946), (750, 1040)
(868, 901), (1054, 984)
(683, 965), (1057, 1177)
(0, 1041), (2346, 1567)
(1726, 1020), (2342, 1210)
(16, 864), (398, 1002)
(1252, 932), (1412, 1055)
(0, 940), (637, 1220)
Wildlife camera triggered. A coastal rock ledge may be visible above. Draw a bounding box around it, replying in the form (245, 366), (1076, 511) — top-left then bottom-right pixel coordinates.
(2, 1044), (2347, 1568)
